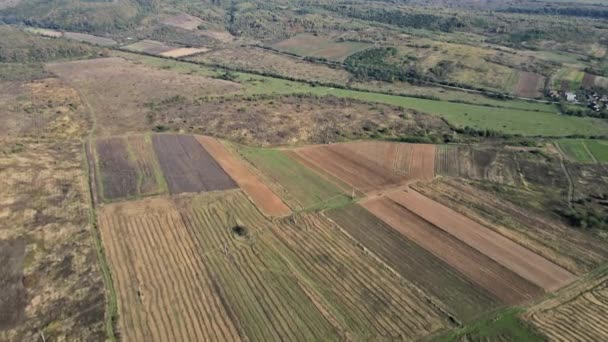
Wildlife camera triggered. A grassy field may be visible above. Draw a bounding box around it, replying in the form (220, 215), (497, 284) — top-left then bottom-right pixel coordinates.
(117, 51), (608, 137)
(235, 145), (352, 210)
(557, 139), (595, 162)
(437, 308), (544, 342)
(557, 139), (608, 163)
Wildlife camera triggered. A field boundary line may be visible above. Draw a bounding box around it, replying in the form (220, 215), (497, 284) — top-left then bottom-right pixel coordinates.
(554, 143), (574, 207)
(581, 140), (599, 164)
(83, 141), (119, 342)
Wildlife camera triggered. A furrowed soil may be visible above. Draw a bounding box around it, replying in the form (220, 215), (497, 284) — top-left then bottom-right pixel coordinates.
(513, 71), (544, 98)
(95, 136), (139, 200)
(99, 190), (449, 341)
(327, 204), (500, 322)
(361, 196), (544, 309)
(295, 143), (422, 193)
(388, 189), (576, 291)
(0, 138), (105, 341)
(46, 57), (241, 137)
(334, 141), (436, 181)
(413, 179), (608, 275)
(523, 266), (608, 341)
(151, 134), (237, 194)
(195, 135), (291, 216)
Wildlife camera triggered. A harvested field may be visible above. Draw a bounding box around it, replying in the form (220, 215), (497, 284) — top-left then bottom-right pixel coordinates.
(0, 138), (104, 341)
(95, 136), (139, 200)
(524, 267), (608, 341)
(513, 71), (544, 98)
(122, 40), (175, 55)
(237, 145), (351, 210)
(271, 212), (448, 338)
(188, 46), (352, 84)
(146, 94), (450, 146)
(293, 141), (435, 194)
(327, 204), (501, 322)
(46, 57), (241, 136)
(160, 47), (208, 58)
(196, 136), (290, 216)
(271, 33), (371, 61)
(63, 32), (116, 46)
(388, 189), (577, 291)
(333, 141), (436, 181)
(412, 179), (608, 275)
(362, 196), (544, 308)
(151, 134), (237, 194)
(162, 13), (204, 31)
(100, 190), (448, 341)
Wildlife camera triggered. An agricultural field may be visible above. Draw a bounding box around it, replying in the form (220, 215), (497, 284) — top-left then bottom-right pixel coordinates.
(162, 13), (203, 31)
(151, 134), (237, 194)
(99, 190), (451, 341)
(0, 138), (105, 341)
(236, 145), (352, 211)
(122, 40), (208, 57)
(512, 71), (545, 98)
(552, 68), (585, 91)
(523, 266), (608, 341)
(93, 135), (167, 201)
(271, 33), (371, 61)
(188, 46), (352, 84)
(557, 139), (608, 162)
(62, 32), (116, 47)
(293, 141), (435, 194)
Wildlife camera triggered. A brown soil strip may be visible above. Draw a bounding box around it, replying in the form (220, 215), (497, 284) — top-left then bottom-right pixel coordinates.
(389, 189), (577, 291)
(362, 197), (544, 305)
(195, 136), (291, 217)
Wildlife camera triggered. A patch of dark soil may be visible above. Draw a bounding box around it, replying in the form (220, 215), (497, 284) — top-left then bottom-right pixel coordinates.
(0, 238), (27, 330)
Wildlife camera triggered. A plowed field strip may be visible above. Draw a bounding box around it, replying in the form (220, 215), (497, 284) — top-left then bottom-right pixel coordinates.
(327, 204), (499, 322)
(126, 135), (166, 196)
(389, 189), (576, 291)
(96, 137), (139, 200)
(196, 136), (291, 216)
(295, 145), (405, 193)
(362, 196), (544, 306)
(152, 134), (237, 194)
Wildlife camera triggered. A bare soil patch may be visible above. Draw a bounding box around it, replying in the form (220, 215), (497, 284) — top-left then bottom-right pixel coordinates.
(196, 135), (290, 216)
(160, 47), (209, 58)
(0, 238), (27, 330)
(95, 136), (139, 201)
(513, 71), (544, 98)
(63, 32), (116, 46)
(46, 57), (241, 137)
(146, 94), (450, 146)
(582, 73), (596, 88)
(152, 134), (237, 194)
(388, 189), (576, 291)
(122, 40), (176, 55)
(362, 196), (544, 306)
